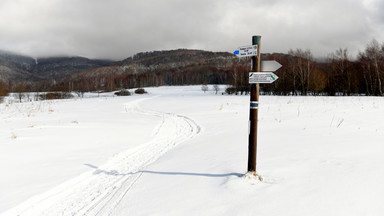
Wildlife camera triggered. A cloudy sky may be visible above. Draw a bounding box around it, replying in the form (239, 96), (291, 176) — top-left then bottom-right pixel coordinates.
(0, 0), (383, 60)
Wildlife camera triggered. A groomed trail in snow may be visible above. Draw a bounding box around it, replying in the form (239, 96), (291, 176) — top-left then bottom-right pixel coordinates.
(3, 86), (384, 216)
(1, 97), (201, 216)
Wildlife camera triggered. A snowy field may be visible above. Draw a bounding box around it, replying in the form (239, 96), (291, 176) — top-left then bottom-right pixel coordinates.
(1, 85), (384, 216)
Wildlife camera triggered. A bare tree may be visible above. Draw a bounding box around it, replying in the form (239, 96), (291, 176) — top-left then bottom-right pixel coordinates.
(213, 84), (220, 94)
(13, 83), (27, 103)
(201, 84), (208, 93)
(330, 48), (352, 95)
(288, 49), (314, 95)
(0, 81), (7, 103)
(0, 81), (9, 97)
(358, 39), (384, 96)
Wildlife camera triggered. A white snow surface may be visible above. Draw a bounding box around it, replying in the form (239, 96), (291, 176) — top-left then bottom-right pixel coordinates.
(1, 85), (384, 216)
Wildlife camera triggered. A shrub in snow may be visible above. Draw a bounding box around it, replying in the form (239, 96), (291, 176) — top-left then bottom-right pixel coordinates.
(39, 92), (73, 100)
(115, 89), (131, 96)
(225, 86), (236, 95)
(135, 88), (147, 94)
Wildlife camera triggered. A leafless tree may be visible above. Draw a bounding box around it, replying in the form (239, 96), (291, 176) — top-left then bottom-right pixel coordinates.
(330, 48), (353, 95)
(0, 81), (9, 97)
(213, 84), (220, 94)
(13, 83), (27, 103)
(358, 39), (384, 96)
(288, 49), (314, 95)
(201, 84), (208, 93)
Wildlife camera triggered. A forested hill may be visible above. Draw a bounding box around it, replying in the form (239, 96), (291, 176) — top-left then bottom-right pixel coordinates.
(65, 49), (241, 91)
(2, 43), (384, 96)
(0, 50), (113, 82)
(0, 50), (38, 81)
(63, 47), (384, 96)
(70, 49), (237, 78)
(123, 49), (235, 66)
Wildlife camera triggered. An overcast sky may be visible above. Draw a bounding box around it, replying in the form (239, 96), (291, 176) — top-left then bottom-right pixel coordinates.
(0, 0), (383, 60)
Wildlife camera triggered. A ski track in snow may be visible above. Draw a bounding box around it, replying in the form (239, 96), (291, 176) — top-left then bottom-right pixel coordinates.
(1, 97), (201, 216)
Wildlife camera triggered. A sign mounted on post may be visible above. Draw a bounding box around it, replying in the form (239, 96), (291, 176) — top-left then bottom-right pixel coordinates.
(233, 45), (257, 57)
(233, 36), (283, 177)
(260, 60), (282, 72)
(249, 72), (279, 84)
(248, 60), (281, 83)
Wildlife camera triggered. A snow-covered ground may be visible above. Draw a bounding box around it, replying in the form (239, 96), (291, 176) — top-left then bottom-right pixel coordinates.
(1, 85), (384, 216)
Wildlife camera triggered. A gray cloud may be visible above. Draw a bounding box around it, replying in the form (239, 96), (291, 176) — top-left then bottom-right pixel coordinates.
(0, 0), (383, 60)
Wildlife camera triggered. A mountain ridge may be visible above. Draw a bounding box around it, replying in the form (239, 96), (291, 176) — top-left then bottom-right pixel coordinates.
(0, 50), (115, 82)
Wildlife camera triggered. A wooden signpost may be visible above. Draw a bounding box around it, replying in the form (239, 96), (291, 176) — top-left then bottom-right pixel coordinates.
(234, 36), (282, 177)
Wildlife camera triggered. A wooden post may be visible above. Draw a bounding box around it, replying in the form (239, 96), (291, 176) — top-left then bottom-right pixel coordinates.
(247, 35), (261, 174)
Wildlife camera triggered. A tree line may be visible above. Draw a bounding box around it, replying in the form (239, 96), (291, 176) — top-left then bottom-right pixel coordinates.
(234, 39), (384, 96)
(1, 39), (384, 100)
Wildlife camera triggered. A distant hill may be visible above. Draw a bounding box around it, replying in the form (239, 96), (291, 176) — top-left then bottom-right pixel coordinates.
(1, 48), (379, 96)
(0, 50), (37, 81)
(33, 57), (113, 80)
(1, 49), (239, 87)
(62, 49), (242, 91)
(69, 49), (237, 78)
(0, 49), (294, 92)
(0, 50), (114, 82)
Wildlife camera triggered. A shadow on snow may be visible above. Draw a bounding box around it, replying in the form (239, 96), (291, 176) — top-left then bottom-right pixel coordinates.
(84, 163), (243, 178)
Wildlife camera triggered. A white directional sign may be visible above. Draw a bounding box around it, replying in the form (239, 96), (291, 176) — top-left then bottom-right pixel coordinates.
(249, 72), (279, 84)
(261, 60), (282, 72)
(233, 45), (257, 57)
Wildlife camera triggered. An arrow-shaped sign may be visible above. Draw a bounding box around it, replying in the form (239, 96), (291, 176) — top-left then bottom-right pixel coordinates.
(233, 45), (257, 57)
(249, 72), (279, 84)
(260, 60), (282, 72)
